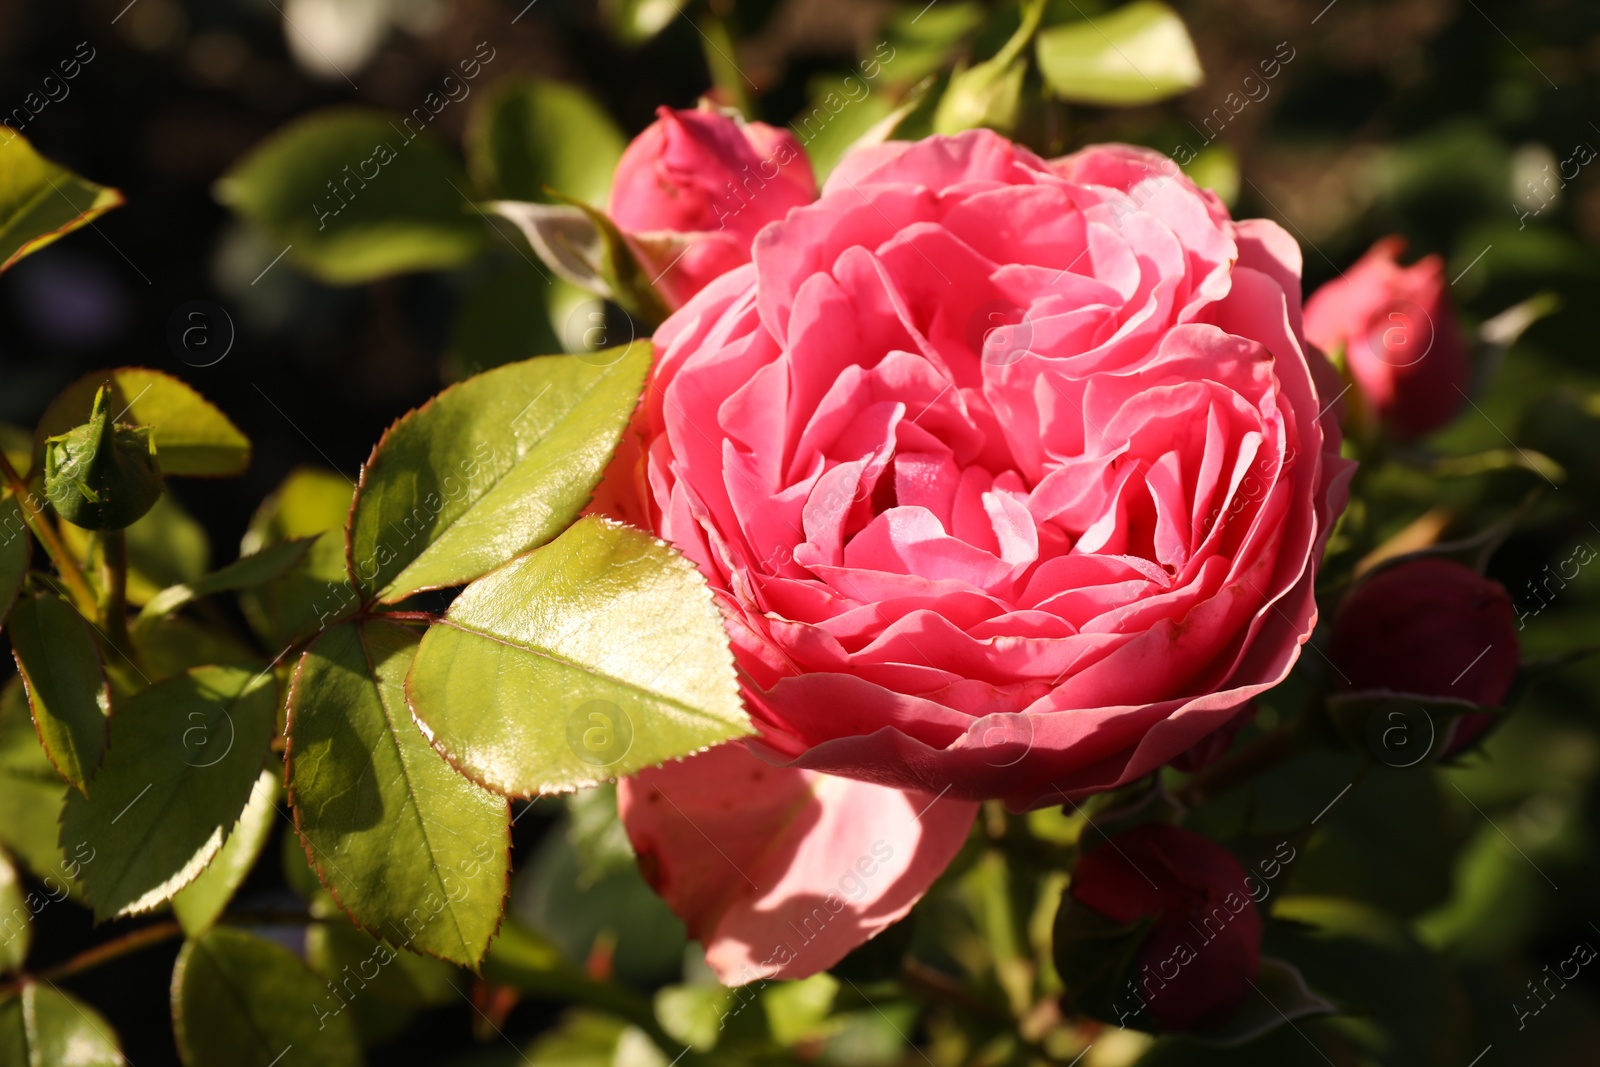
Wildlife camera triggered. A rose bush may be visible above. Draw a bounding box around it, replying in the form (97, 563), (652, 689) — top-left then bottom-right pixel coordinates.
(608, 127), (1354, 982)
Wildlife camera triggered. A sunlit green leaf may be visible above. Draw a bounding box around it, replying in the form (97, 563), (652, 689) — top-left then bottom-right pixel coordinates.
(173, 927), (361, 1067)
(409, 517), (749, 797)
(287, 619), (509, 966)
(0, 848), (27, 973)
(137, 538), (316, 628)
(466, 79), (626, 206)
(0, 679), (69, 881)
(172, 769), (279, 936)
(1035, 1), (1202, 105)
(61, 665), (276, 919)
(0, 128), (123, 272)
(348, 344), (651, 603)
(238, 467), (358, 648)
(216, 107), (487, 284)
(0, 981), (124, 1066)
(8, 593), (111, 796)
(655, 984), (734, 1051)
(34, 368), (250, 478)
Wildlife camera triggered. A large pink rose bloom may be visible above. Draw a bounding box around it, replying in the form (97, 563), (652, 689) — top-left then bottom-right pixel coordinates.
(614, 131), (1352, 983)
(608, 106), (816, 309)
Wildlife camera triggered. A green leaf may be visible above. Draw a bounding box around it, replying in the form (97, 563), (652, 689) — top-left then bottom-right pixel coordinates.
(408, 516), (749, 797)
(0, 128), (123, 272)
(348, 344), (652, 604)
(136, 538), (316, 629)
(599, 0), (687, 44)
(133, 616), (261, 681)
(655, 984), (734, 1051)
(239, 468), (358, 648)
(0, 495), (29, 628)
(0, 679), (69, 881)
(466, 79), (626, 206)
(933, 0), (1044, 135)
(566, 783), (636, 888)
(1035, 1), (1202, 106)
(8, 593), (111, 796)
(172, 769), (280, 936)
(0, 848), (27, 973)
(62, 491), (211, 608)
(447, 264), (563, 378)
(215, 107), (487, 285)
(764, 974), (841, 1046)
(306, 917), (460, 1043)
(287, 619), (510, 966)
(34, 368), (250, 478)
(173, 927), (362, 1067)
(61, 665), (277, 919)
(0, 981), (124, 1066)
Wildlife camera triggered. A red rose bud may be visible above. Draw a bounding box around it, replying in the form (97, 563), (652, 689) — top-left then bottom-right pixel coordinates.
(1328, 557), (1519, 753)
(1304, 236), (1470, 440)
(608, 105), (815, 308)
(1070, 824), (1262, 1031)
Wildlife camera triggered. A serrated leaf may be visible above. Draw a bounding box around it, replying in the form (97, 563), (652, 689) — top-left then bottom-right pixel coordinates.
(348, 344), (652, 604)
(61, 665), (276, 919)
(407, 517), (749, 797)
(0, 848), (27, 973)
(0, 679), (68, 880)
(466, 78), (626, 206)
(0, 495), (29, 628)
(1035, 1), (1202, 106)
(137, 538), (316, 629)
(0, 128), (124, 272)
(9, 593), (111, 795)
(172, 769), (280, 936)
(172, 927), (361, 1067)
(215, 107), (487, 285)
(61, 491), (211, 608)
(0, 981), (124, 1066)
(287, 619), (509, 966)
(34, 368), (249, 478)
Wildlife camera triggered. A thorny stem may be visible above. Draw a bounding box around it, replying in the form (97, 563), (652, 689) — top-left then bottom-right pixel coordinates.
(0, 449), (97, 612)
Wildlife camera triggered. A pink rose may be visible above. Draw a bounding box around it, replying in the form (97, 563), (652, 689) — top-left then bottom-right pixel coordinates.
(1303, 236), (1470, 440)
(1328, 557), (1519, 755)
(613, 131), (1352, 982)
(608, 105), (816, 309)
(1068, 824), (1262, 1031)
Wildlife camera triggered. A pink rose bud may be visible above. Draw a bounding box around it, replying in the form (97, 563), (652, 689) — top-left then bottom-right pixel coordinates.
(1070, 824), (1263, 1031)
(1328, 557), (1519, 753)
(608, 105), (816, 309)
(1303, 236), (1470, 440)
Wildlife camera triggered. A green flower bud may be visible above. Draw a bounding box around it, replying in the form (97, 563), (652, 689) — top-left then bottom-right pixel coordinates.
(44, 384), (163, 530)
